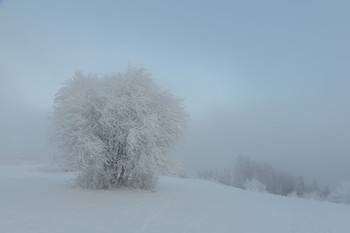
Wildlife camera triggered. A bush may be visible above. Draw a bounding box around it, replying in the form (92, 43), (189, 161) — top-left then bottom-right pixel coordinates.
(50, 68), (187, 190)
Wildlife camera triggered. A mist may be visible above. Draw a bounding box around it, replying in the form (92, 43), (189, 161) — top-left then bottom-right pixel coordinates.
(1, 0), (350, 186)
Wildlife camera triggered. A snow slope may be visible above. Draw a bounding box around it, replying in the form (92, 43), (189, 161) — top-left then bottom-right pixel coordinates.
(1, 164), (349, 233)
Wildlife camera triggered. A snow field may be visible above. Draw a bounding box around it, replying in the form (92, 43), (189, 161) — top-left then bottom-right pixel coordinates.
(1, 164), (349, 233)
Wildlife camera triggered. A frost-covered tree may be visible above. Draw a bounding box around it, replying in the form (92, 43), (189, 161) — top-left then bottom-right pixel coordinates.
(232, 155), (297, 196)
(321, 185), (331, 198)
(295, 176), (306, 197)
(233, 155), (254, 188)
(329, 181), (350, 204)
(243, 178), (266, 193)
(50, 68), (187, 190)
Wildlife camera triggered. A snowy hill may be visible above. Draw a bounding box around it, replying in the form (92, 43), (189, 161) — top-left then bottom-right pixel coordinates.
(1, 164), (349, 233)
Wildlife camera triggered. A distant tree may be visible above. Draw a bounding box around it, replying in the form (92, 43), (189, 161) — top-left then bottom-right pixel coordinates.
(195, 154), (336, 203)
(243, 178), (266, 193)
(329, 181), (350, 204)
(321, 185), (331, 198)
(254, 162), (276, 194)
(310, 180), (320, 193)
(50, 68), (188, 190)
(233, 155), (254, 188)
(295, 176), (306, 197)
(280, 173), (296, 196)
(218, 168), (235, 186)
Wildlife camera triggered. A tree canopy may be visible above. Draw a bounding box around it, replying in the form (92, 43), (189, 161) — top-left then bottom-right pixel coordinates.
(50, 68), (188, 189)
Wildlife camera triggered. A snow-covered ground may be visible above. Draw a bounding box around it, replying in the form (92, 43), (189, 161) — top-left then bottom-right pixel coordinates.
(1, 163), (349, 233)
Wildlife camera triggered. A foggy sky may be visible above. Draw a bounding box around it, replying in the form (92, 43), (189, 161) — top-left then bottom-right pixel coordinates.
(1, 0), (349, 185)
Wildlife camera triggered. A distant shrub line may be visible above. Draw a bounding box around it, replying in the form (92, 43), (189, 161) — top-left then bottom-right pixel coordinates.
(185, 155), (349, 204)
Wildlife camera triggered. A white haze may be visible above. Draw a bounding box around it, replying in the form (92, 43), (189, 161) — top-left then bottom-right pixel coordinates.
(1, 0), (350, 186)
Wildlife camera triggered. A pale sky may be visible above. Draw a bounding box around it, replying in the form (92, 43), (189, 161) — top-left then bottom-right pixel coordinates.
(1, 0), (350, 185)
